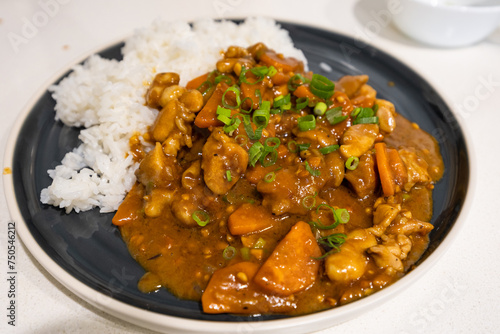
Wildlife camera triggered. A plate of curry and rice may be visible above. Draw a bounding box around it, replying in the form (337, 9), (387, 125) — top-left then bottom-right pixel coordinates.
(3, 17), (472, 333)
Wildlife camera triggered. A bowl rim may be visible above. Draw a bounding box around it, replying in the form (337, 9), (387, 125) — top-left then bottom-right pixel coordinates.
(2, 18), (476, 334)
(402, 0), (500, 12)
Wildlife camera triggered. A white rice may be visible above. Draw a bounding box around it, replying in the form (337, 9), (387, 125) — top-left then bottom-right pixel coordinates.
(40, 17), (307, 213)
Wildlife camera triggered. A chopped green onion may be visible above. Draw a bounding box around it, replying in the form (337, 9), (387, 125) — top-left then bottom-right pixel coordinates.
(255, 89), (262, 105)
(355, 116), (379, 125)
(314, 102), (328, 116)
(192, 210), (210, 227)
(242, 115), (263, 140)
(240, 97), (253, 113)
(267, 66), (277, 77)
(239, 66), (264, 85)
(310, 74), (335, 100)
(298, 114), (316, 131)
(295, 97), (309, 110)
(223, 246), (237, 260)
(334, 208), (350, 225)
(234, 134), (248, 146)
(248, 142), (264, 167)
(319, 145), (340, 154)
(222, 85), (241, 109)
(287, 140), (298, 152)
(325, 106), (347, 125)
(226, 170), (232, 182)
(287, 73), (308, 91)
(253, 108), (270, 128)
(264, 137), (281, 150)
(223, 117), (241, 134)
(302, 193), (317, 210)
(215, 75), (232, 85)
(351, 107), (362, 118)
(251, 66), (269, 77)
(274, 94), (291, 111)
(313, 233), (347, 259)
(264, 171), (276, 183)
(197, 80), (213, 97)
(345, 156), (360, 170)
(240, 247), (250, 260)
(297, 143), (311, 152)
(254, 237), (266, 249)
(216, 106), (232, 124)
(305, 161), (321, 177)
(373, 104), (379, 112)
(260, 150), (278, 167)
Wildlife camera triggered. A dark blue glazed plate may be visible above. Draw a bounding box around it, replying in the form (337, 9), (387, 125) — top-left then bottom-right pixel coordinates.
(3, 21), (472, 334)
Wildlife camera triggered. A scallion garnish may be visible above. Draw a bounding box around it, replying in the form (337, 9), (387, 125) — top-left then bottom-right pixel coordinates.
(345, 156), (360, 170)
(214, 75), (232, 85)
(295, 97), (309, 110)
(305, 161), (320, 177)
(260, 150), (278, 167)
(192, 210), (210, 227)
(226, 170), (232, 182)
(313, 233), (347, 259)
(302, 193), (317, 210)
(287, 73), (308, 91)
(319, 144), (340, 154)
(325, 106), (347, 125)
(248, 142), (264, 167)
(298, 114), (316, 131)
(351, 107), (379, 125)
(264, 171), (276, 183)
(222, 85), (241, 109)
(314, 102), (327, 116)
(222, 246), (236, 260)
(197, 80), (213, 97)
(297, 142), (311, 152)
(310, 74), (335, 100)
(254, 237), (266, 249)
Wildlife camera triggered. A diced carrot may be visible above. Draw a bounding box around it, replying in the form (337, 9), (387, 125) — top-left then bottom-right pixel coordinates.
(112, 184), (143, 226)
(260, 51), (303, 73)
(185, 72), (209, 90)
(293, 84), (316, 100)
(250, 248), (265, 261)
(253, 221), (322, 295)
(202, 262), (260, 314)
(228, 203), (275, 235)
(387, 148), (408, 187)
(194, 82), (228, 128)
(375, 142), (395, 197)
(271, 72), (290, 85)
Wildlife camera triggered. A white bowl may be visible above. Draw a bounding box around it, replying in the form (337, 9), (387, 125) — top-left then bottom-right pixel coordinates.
(392, 0), (500, 47)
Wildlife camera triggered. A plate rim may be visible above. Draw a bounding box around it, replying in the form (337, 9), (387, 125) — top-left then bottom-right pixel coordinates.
(2, 19), (476, 334)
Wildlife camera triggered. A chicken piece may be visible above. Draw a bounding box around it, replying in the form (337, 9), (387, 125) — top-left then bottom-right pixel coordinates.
(145, 72), (180, 109)
(201, 129), (248, 195)
(143, 188), (177, 218)
(344, 152), (378, 198)
(135, 142), (179, 189)
(336, 75), (369, 98)
(368, 234), (412, 275)
(323, 151), (345, 188)
(398, 148), (432, 191)
(351, 84), (377, 108)
(375, 99), (396, 135)
(368, 203), (401, 237)
(325, 229), (377, 283)
(293, 126), (338, 148)
(386, 211), (434, 235)
(170, 186), (205, 227)
(181, 160), (202, 189)
(340, 124), (379, 159)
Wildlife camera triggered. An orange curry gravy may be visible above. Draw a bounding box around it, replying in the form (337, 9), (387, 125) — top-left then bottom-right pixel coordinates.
(112, 43), (444, 315)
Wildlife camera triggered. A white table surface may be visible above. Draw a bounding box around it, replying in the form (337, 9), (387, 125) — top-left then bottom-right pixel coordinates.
(1, 0), (499, 333)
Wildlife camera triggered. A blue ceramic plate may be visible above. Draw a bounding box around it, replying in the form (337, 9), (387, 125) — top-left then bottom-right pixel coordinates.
(3, 21), (471, 333)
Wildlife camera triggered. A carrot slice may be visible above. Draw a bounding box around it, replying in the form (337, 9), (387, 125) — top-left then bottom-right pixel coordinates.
(112, 184), (143, 226)
(186, 72), (209, 90)
(293, 84), (315, 100)
(387, 148), (408, 187)
(253, 221), (321, 295)
(228, 203), (275, 235)
(375, 142), (395, 197)
(194, 82), (228, 128)
(260, 51), (303, 73)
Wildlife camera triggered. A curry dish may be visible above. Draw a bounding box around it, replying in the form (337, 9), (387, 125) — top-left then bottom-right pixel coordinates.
(112, 43), (444, 315)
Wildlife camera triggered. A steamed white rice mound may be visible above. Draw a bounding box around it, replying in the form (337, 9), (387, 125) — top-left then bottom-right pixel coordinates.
(41, 17), (307, 213)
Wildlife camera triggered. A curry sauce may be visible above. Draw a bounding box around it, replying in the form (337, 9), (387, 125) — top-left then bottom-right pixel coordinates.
(112, 43), (444, 315)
